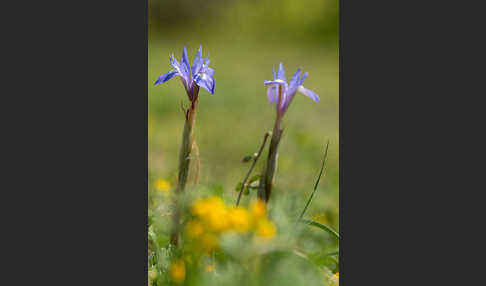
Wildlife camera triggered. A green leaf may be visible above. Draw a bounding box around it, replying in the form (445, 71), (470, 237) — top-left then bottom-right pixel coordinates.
(235, 182), (243, 192)
(301, 219), (339, 241)
(248, 174), (260, 183)
(242, 155), (253, 162)
(326, 249), (339, 256)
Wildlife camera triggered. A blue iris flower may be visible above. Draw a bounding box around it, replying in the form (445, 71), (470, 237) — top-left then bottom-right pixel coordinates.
(264, 63), (319, 115)
(155, 46), (215, 101)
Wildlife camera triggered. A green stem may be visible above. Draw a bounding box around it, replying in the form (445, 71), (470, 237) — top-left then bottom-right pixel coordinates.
(257, 120), (282, 203)
(236, 131), (271, 206)
(176, 106), (197, 194)
(170, 99), (197, 246)
(258, 85), (284, 203)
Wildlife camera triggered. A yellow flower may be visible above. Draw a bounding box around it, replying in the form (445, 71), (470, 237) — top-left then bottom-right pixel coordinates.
(185, 219), (204, 238)
(227, 207), (252, 232)
(192, 199), (207, 216)
(193, 197), (229, 232)
(193, 196), (225, 216)
(154, 179), (171, 195)
(200, 233), (218, 253)
(328, 271), (340, 286)
(170, 259), (185, 284)
(205, 263), (215, 272)
(256, 218), (276, 239)
(250, 199), (266, 219)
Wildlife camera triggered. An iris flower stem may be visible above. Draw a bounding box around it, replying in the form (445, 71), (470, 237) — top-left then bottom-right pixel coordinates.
(170, 90), (199, 246)
(258, 86), (284, 203)
(236, 131), (271, 206)
(177, 102), (197, 194)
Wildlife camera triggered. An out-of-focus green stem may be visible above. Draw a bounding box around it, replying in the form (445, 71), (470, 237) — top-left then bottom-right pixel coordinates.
(236, 131), (271, 206)
(258, 85), (283, 203)
(258, 118), (282, 203)
(176, 104), (197, 194)
(170, 91), (198, 246)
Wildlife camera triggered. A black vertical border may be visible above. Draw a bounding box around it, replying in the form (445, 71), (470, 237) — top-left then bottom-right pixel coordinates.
(339, 0), (484, 284)
(2, 0), (148, 284)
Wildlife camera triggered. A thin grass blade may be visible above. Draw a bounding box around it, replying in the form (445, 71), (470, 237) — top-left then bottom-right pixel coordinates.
(301, 219), (339, 240)
(298, 141), (329, 221)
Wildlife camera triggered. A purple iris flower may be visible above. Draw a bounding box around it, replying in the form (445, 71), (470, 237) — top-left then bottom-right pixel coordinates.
(264, 63), (319, 115)
(155, 46), (215, 101)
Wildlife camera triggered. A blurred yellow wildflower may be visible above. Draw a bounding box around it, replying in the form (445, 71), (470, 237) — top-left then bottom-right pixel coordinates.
(170, 259), (185, 284)
(185, 219), (204, 238)
(192, 196), (225, 216)
(228, 207), (252, 232)
(250, 199), (266, 219)
(193, 196), (229, 232)
(187, 196), (278, 253)
(329, 272), (340, 286)
(154, 179), (171, 195)
(256, 218), (276, 239)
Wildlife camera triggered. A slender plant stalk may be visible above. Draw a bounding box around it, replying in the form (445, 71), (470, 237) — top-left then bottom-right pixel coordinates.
(170, 90), (199, 246)
(236, 131), (271, 206)
(258, 86), (284, 203)
(298, 141), (330, 221)
(177, 101), (198, 193)
(190, 141), (200, 186)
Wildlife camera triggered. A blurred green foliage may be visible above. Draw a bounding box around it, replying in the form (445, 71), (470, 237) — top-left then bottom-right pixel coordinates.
(149, 0), (338, 46)
(148, 185), (339, 286)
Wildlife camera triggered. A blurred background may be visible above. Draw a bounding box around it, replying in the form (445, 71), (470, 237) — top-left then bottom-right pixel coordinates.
(149, 0), (339, 228)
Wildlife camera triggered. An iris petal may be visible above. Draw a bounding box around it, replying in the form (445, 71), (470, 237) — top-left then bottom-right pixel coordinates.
(170, 55), (189, 85)
(264, 79), (286, 86)
(298, 86), (320, 102)
(194, 72), (215, 94)
(180, 46), (191, 79)
(277, 62), (286, 82)
(154, 70), (178, 85)
(202, 67), (215, 77)
(299, 72), (308, 86)
(267, 85), (278, 104)
(288, 68), (302, 95)
(191, 46), (203, 76)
